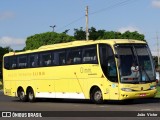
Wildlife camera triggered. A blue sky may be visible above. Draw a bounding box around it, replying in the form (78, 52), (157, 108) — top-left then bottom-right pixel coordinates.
(0, 0), (160, 55)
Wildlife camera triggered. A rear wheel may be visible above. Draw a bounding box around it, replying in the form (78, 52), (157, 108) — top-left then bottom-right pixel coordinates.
(27, 88), (35, 102)
(17, 88), (27, 102)
(91, 88), (103, 104)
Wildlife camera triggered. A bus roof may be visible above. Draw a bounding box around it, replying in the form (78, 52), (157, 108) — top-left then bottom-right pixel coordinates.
(4, 39), (146, 56)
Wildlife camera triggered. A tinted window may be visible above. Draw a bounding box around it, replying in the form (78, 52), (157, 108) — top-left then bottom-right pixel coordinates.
(40, 53), (52, 67)
(4, 57), (9, 69)
(67, 48), (82, 65)
(83, 45), (98, 64)
(10, 56), (17, 69)
(29, 54), (39, 68)
(99, 44), (118, 82)
(59, 51), (66, 65)
(18, 56), (27, 68)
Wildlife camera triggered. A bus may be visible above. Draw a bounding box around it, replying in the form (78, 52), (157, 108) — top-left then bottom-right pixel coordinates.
(3, 39), (157, 104)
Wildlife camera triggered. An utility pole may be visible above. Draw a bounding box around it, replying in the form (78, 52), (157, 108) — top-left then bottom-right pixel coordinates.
(157, 32), (160, 65)
(85, 6), (89, 40)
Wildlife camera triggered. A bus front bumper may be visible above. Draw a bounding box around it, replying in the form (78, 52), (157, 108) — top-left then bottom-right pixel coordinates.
(119, 89), (157, 100)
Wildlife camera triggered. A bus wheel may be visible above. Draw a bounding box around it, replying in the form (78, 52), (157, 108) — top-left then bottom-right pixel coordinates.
(27, 88), (35, 102)
(91, 88), (103, 104)
(17, 88), (27, 102)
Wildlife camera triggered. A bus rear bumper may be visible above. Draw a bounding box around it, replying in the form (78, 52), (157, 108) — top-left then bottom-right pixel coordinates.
(119, 89), (157, 100)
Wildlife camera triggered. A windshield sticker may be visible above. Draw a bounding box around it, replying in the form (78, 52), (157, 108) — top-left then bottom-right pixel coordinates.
(112, 84), (116, 88)
(142, 76), (146, 81)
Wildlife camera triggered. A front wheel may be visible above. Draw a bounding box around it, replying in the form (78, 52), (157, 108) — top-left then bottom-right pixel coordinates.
(91, 88), (103, 104)
(27, 88), (35, 102)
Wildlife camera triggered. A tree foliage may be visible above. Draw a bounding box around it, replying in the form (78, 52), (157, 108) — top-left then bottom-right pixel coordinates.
(74, 27), (86, 40)
(0, 46), (12, 60)
(25, 27), (145, 50)
(25, 32), (75, 50)
(74, 27), (145, 41)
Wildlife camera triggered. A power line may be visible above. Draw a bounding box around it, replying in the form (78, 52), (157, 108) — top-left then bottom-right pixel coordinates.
(56, 16), (85, 32)
(90, 0), (137, 15)
(56, 0), (138, 32)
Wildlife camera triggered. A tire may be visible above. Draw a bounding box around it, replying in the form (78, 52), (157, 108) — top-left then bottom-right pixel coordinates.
(27, 88), (35, 102)
(91, 88), (103, 104)
(17, 88), (27, 102)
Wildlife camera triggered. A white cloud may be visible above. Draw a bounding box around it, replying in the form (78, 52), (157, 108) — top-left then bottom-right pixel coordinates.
(0, 11), (14, 20)
(0, 36), (25, 50)
(152, 0), (160, 8)
(117, 26), (142, 33)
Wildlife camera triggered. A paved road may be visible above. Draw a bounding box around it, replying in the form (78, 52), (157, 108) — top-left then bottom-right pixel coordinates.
(0, 90), (160, 119)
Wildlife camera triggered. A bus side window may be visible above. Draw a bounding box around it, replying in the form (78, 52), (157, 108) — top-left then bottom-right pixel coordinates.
(40, 53), (52, 67)
(18, 55), (27, 69)
(59, 51), (66, 65)
(10, 56), (17, 69)
(66, 49), (73, 65)
(52, 52), (55, 65)
(29, 54), (39, 68)
(53, 52), (59, 65)
(66, 48), (82, 65)
(83, 45), (97, 64)
(72, 49), (82, 64)
(29, 55), (35, 68)
(4, 57), (10, 69)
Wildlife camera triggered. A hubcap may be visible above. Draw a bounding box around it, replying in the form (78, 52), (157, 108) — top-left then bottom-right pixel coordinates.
(94, 91), (102, 101)
(20, 91), (25, 100)
(29, 92), (33, 100)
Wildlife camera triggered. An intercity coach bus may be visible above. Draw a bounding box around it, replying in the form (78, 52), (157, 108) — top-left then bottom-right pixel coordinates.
(3, 39), (157, 104)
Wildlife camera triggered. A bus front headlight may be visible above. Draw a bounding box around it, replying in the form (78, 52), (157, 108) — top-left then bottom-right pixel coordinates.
(121, 88), (133, 92)
(150, 86), (156, 90)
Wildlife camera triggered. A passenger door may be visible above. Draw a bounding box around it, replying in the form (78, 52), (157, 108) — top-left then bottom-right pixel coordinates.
(99, 44), (119, 100)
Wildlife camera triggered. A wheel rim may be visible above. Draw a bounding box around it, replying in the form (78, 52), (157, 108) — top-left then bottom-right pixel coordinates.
(29, 91), (34, 100)
(94, 91), (102, 102)
(19, 91), (25, 100)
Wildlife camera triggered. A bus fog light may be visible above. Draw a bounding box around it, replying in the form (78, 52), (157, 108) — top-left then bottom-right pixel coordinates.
(121, 88), (132, 92)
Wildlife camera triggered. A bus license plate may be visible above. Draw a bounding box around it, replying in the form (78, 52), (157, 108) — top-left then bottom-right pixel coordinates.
(139, 93), (146, 97)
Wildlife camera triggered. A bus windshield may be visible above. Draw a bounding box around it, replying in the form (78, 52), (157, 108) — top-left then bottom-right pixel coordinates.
(115, 44), (155, 84)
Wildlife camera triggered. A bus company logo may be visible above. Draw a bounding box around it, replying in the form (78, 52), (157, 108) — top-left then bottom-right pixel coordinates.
(2, 112), (11, 117)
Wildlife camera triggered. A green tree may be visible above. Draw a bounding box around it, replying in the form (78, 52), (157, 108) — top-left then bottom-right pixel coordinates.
(25, 27), (145, 50)
(0, 46), (12, 60)
(74, 27), (86, 40)
(74, 27), (145, 41)
(89, 27), (106, 40)
(101, 31), (116, 39)
(122, 31), (145, 40)
(25, 32), (75, 50)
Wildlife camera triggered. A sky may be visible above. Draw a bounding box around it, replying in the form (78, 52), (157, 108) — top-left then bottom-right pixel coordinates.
(0, 0), (160, 56)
